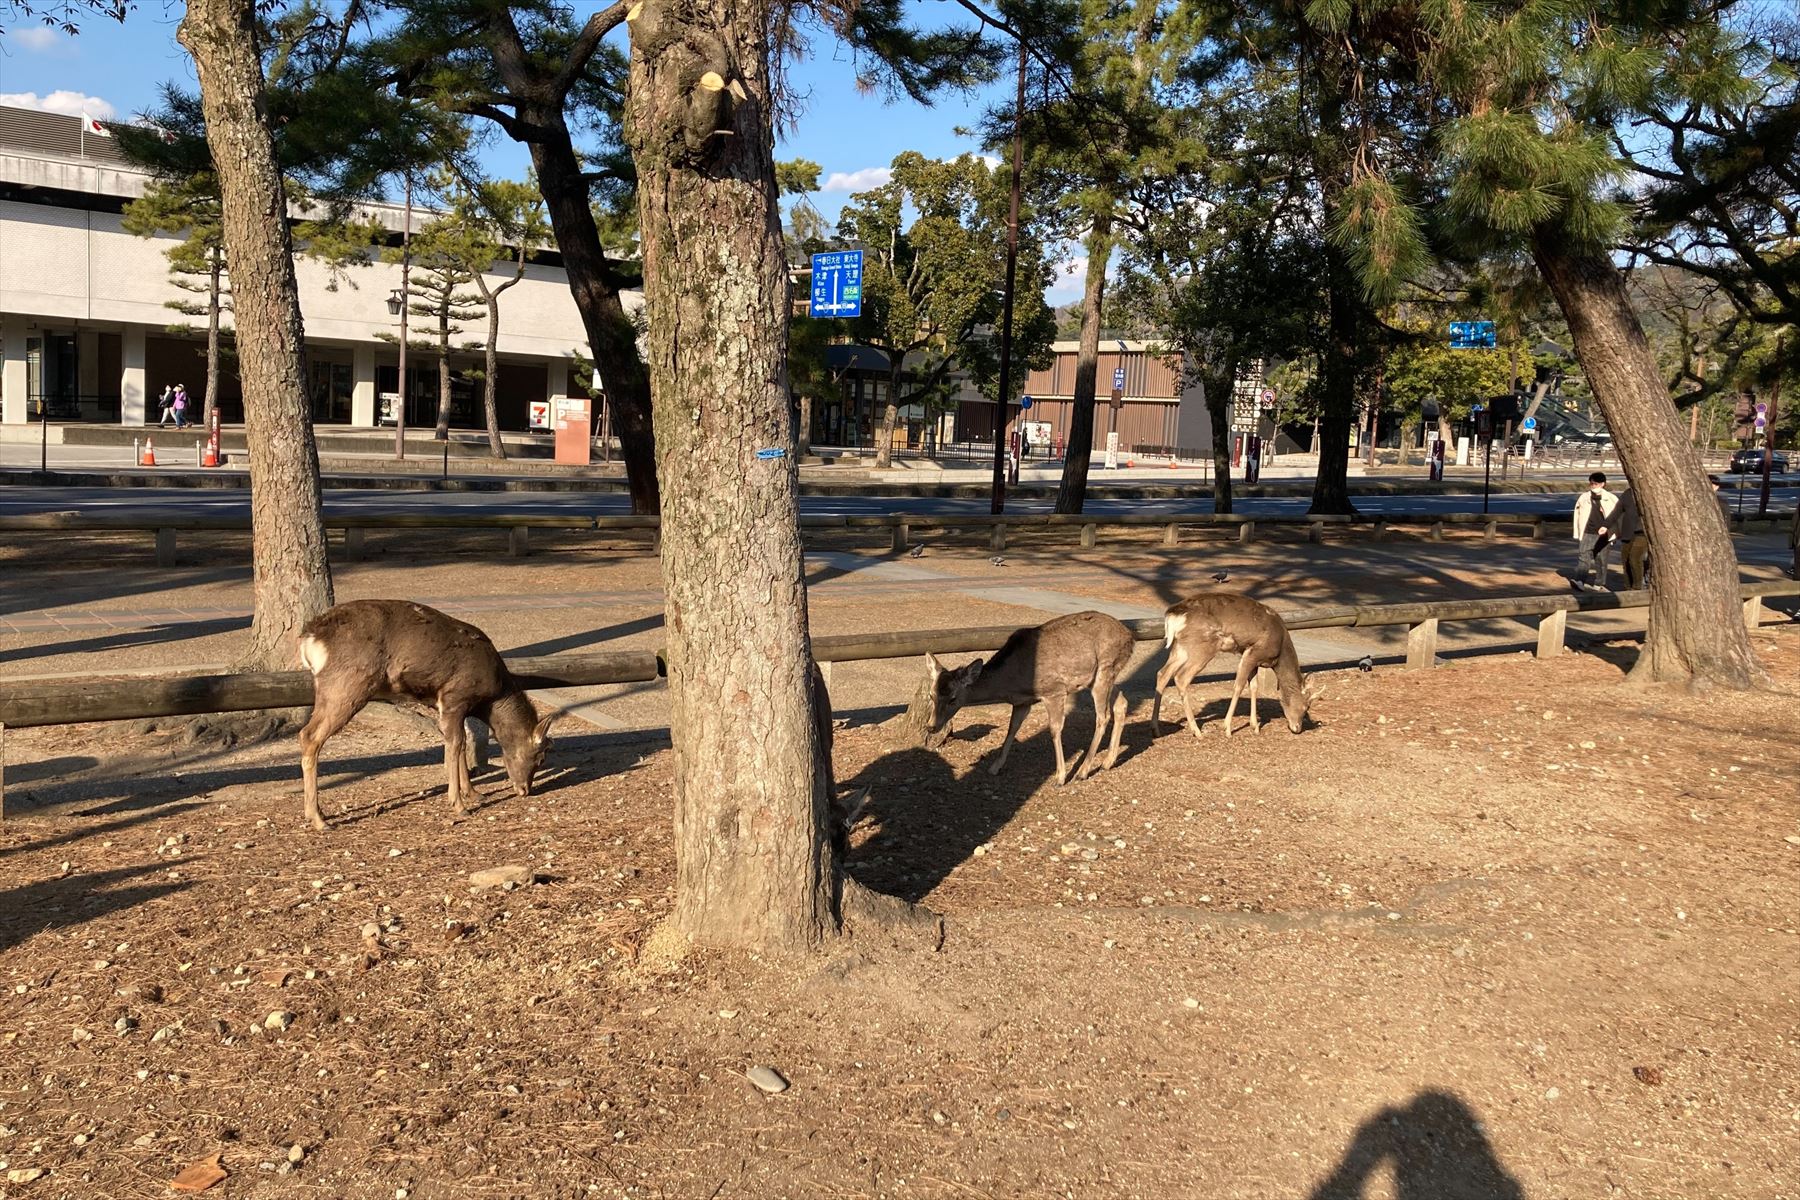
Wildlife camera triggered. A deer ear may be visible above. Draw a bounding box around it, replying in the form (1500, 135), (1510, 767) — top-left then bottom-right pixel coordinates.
(837, 786), (870, 829)
(925, 652), (943, 679)
(964, 659), (984, 687)
(532, 713), (557, 745)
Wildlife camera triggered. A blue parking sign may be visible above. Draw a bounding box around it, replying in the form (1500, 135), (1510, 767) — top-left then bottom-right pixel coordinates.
(810, 251), (864, 318)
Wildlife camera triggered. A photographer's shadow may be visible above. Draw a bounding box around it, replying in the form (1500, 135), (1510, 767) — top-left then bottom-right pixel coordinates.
(1310, 1091), (1524, 1200)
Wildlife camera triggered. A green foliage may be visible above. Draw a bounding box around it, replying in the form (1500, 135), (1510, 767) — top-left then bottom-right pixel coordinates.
(836, 152), (1055, 404)
(1381, 319), (1513, 426)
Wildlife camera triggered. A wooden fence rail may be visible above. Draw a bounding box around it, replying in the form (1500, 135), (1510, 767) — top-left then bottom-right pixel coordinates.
(4, 507), (1794, 565)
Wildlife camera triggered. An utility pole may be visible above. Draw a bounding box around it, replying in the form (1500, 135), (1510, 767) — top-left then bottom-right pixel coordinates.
(991, 39), (1027, 515)
(1760, 335), (1783, 518)
(395, 175), (412, 460)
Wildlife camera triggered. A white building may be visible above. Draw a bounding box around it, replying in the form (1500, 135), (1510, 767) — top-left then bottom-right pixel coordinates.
(0, 105), (622, 430)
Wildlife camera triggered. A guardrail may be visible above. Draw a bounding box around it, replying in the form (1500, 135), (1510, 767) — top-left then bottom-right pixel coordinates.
(5, 507), (1793, 565)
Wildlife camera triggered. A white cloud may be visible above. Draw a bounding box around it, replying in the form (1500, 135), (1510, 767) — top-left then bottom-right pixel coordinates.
(821, 166), (893, 193)
(0, 90), (115, 119)
(12, 27), (62, 51)
(1046, 255), (1088, 305)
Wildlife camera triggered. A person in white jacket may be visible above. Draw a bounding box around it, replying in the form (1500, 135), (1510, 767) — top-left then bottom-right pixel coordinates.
(1570, 471), (1619, 591)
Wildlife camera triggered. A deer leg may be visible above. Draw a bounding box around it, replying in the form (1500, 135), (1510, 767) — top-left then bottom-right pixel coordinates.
(465, 717), (491, 772)
(439, 706), (471, 818)
(1224, 651), (1258, 737)
(1175, 650), (1216, 742)
(989, 704), (1032, 776)
(1044, 694), (1071, 786)
(1249, 670), (1262, 734)
(1103, 690), (1129, 771)
(299, 693), (362, 833)
(1078, 677), (1116, 780)
(1151, 645), (1188, 737)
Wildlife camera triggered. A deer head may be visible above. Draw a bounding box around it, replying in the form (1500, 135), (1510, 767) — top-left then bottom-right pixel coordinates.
(919, 651), (985, 748)
(500, 710), (557, 797)
(1280, 673), (1320, 734)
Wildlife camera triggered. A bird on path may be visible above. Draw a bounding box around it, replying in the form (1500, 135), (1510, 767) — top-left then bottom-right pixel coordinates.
(1358, 656), (1374, 673)
(1211, 571), (1230, 584)
(989, 556), (1007, 567)
(908, 545), (926, 558)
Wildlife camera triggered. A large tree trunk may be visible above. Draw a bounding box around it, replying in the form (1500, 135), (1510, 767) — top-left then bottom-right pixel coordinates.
(180, 0), (332, 671)
(1309, 245), (1361, 515)
(205, 252), (222, 428)
(518, 98), (659, 514)
(795, 390), (812, 457)
(1054, 213), (1114, 514)
(1531, 236), (1762, 688)
(874, 357), (903, 469)
(482, 301), (506, 458)
(626, 0), (835, 949)
(434, 311), (452, 440)
(1204, 351), (1238, 515)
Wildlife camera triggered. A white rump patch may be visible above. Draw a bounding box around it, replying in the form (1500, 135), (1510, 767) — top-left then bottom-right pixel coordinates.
(298, 636), (328, 675)
(1164, 612), (1187, 648)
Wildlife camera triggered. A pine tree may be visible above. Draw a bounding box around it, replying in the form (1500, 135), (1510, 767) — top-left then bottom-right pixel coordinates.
(121, 170), (231, 428)
(382, 201), (486, 440)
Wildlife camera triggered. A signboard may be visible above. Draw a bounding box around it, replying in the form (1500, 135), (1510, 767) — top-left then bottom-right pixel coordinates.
(529, 400), (551, 430)
(1755, 401), (1769, 431)
(553, 394), (591, 466)
(1020, 395), (1033, 411)
(1521, 416), (1538, 432)
(1022, 420), (1052, 446)
(809, 250), (864, 318)
(1113, 366), (1127, 390)
(1259, 388), (1276, 408)
(378, 391), (400, 425)
(1449, 320), (1497, 349)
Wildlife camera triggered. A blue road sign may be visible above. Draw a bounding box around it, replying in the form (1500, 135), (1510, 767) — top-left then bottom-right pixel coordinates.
(1449, 320), (1497, 349)
(1521, 416), (1538, 432)
(1020, 395), (1033, 410)
(809, 250), (863, 318)
(1113, 367), (1127, 389)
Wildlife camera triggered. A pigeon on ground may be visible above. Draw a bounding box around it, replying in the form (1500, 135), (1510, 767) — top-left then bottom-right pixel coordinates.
(1211, 571), (1230, 583)
(989, 556), (1007, 567)
(908, 545), (925, 558)
(1358, 656), (1374, 673)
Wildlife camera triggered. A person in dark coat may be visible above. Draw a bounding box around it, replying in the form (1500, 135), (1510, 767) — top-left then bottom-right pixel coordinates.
(1613, 486), (1649, 589)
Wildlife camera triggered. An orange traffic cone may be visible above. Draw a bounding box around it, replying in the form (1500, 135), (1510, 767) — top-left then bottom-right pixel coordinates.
(140, 436), (156, 467)
(202, 438), (219, 468)
(1168, 458), (1178, 469)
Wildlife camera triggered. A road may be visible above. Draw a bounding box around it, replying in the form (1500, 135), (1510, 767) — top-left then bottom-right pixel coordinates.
(1, 483), (1797, 520)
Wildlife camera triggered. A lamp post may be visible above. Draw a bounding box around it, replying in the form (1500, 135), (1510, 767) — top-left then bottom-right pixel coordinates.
(389, 176), (412, 459)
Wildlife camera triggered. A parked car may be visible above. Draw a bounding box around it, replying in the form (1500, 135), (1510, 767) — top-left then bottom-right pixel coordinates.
(1730, 448), (1790, 474)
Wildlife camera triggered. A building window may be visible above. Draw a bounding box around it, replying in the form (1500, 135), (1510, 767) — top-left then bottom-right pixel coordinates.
(309, 359), (354, 424)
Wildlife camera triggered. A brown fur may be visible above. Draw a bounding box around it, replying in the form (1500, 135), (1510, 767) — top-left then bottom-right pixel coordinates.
(1152, 593), (1312, 738)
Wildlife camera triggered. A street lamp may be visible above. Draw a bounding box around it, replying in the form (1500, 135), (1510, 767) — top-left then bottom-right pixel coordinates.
(385, 290), (403, 317)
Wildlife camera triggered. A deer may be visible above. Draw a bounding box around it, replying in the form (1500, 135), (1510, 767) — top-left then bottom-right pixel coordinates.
(296, 600), (555, 832)
(914, 610), (1134, 786)
(1151, 592), (1314, 739)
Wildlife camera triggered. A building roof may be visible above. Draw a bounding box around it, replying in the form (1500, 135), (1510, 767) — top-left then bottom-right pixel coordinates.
(0, 106), (131, 167)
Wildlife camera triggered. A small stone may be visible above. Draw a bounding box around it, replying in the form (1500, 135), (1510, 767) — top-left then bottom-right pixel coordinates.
(70, 1026), (93, 1044)
(972, 845), (988, 857)
(1784, 836), (1800, 846)
(132, 1134), (155, 1147)
(264, 1011), (294, 1032)
(7, 1168), (46, 1183)
(71, 1134), (90, 1147)
(396, 1190), (410, 1200)
(469, 865), (534, 890)
(746, 1066), (790, 1094)
(287, 1144), (305, 1165)
(361, 922), (381, 942)
(1545, 1087), (1560, 1100)
(1632, 1065), (1663, 1086)
(717, 1010), (738, 1020)
(114, 1015), (137, 1035)
(1080, 848), (1099, 862)
(1183, 998), (1200, 1010)
(1579, 740), (1596, 750)
(388, 849), (403, 858)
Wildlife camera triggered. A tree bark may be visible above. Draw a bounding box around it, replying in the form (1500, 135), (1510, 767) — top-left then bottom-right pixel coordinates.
(513, 95), (659, 514)
(180, 0), (332, 671)
(1531, 235), (1763, 688)
(1309, 243), (1361, 515)
(205, 251), (222, 428)
(435, 307), (453, 440)
(874, 355), (904, 468)
(482, 301), (506, 457)
(1204, 351), (1238, 514)
(1054, 213), (1114, 514)
(627, 0), (837, 949)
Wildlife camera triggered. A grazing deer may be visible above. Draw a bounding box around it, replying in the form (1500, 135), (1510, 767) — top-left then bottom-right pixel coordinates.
(916, 610), (1133, 785)
(297, 600), (554, 831)
(1152, 593), (1313, 738)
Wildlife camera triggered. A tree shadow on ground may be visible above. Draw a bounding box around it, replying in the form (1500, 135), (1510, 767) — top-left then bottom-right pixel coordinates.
(0, 862), (195, 954)
(0, 618), (249, 666)
(0, 802), (205, 862)
(1308, 1090), (1525, 1200)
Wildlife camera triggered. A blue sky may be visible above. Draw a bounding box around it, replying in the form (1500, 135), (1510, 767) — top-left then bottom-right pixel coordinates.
(0, 7), (1087, 303)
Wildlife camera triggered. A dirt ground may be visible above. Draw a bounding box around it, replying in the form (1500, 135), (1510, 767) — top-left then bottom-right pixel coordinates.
(2, 620), (1798, 1199)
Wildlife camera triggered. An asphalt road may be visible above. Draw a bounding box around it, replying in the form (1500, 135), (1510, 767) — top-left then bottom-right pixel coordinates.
(1, 483), (1797, 520)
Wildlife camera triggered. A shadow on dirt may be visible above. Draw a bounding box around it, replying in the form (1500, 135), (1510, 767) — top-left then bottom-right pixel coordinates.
(0, 861), (196, 954)
(1308, 1090), (1524, 1200)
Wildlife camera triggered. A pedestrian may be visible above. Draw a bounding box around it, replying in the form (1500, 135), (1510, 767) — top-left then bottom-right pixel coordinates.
(1570, 471), (1618, 592)
(1613, 485), (1649, 589)
(1788, 503), (1798, 580)
(171, 384), (189, 430)
(157, 384), (175, 426)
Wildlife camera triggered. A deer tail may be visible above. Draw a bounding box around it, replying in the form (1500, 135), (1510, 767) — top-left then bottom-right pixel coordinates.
(1164, 611), (1186, 649)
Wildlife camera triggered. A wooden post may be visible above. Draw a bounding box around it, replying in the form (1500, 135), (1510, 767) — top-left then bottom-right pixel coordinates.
(509, 526), (530, 558)
(1237, 521), (1255, 544)
(344, 526), (365, 562)
(1405, 618), (1439, 670)
(891, 521), (909, 553)
(1162, 522), (1179, 548)
(1530, 517), (1544, 540)
(1372, 517), (1388, 542)
(1080, 523), (1097, 548)
(1308, 519), (1324, 544)
(1484, 518), (1498, 542)
(819, 659), (834, 689)
(991, 522), (1006, 552)
(1, 720), (6, 824)
(1535, 608), (1567, 658)
(1744, 595), (1765, 630)
(155, 527), (176, 567)
(1429, 520), (1444, 541)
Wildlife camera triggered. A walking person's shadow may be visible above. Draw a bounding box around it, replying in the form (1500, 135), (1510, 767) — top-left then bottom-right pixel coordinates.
(1309, 1091), (1525, 1200)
